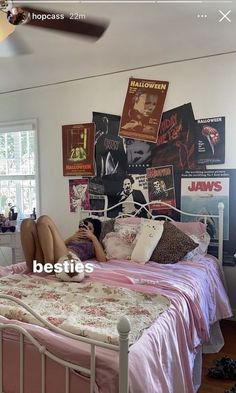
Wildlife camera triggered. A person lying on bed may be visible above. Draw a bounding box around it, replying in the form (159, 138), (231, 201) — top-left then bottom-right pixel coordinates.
(20, 215), (107, 272)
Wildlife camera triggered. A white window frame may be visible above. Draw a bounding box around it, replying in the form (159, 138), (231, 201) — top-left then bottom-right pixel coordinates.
(0, 119), (40, 218)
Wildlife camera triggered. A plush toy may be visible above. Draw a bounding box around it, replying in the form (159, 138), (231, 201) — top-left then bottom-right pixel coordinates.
(55, 252), (85, 282)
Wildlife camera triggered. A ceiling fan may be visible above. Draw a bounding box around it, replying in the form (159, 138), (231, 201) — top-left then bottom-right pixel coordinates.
(0, 0), (109, 52)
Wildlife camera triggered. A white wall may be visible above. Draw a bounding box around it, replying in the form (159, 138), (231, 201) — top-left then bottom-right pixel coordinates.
(0, 52), (236, 309)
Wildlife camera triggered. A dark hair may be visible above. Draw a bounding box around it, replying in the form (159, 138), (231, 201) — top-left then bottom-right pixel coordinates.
(123, 174), (134, 185)
(84, 217), (102, 239)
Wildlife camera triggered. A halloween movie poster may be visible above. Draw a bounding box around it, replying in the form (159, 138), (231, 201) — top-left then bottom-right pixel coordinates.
(119, 78), (169, 143)
(69, 178), (90, 212)
(62, 123), (95, 176)
(196, 116), (225, 165)
(181, 170), (229, 240)
(152, 103), (203, 171)
(147, 165), (176, 210)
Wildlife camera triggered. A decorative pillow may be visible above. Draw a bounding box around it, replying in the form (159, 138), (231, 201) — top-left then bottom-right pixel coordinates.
(131, 220), (164, 264)
(114, 217), (142, 244)
(102, 232), (135, 260)
(115, 217), (142, 226)
(151, 221), (198, 264)
(172, 221), (210, 254)
(99, 218), (115, 242)
(172, 221), (207, 238)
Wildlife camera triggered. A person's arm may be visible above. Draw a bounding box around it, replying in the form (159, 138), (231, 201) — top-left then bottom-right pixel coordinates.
(64, 231), (81, 245)
(76, 227), (107, 262)
(90, 234), (107, 262)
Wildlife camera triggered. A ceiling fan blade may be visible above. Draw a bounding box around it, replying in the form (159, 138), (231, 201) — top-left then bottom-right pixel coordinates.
(0, 10), (15, 41)
(23, 7), (109, 40)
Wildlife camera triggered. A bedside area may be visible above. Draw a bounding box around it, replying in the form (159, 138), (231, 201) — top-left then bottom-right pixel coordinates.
(0, 231), (24, 265)
(223, 261), (236, 321)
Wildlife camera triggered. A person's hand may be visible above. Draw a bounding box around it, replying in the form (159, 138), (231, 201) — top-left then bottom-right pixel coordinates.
(69, 230), (83, 241)
(77, 227), (96, 241)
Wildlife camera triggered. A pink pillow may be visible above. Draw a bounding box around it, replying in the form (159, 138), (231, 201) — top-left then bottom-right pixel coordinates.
(102, 232), (135, 260)
(115, 217), (142, 226)
(172, 221), (210, 255)
(172, 221), (207, 239)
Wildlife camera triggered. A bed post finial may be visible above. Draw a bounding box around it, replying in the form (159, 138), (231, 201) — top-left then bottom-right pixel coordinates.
(117, 316), (130, 393)
(218, 202), (224, 212)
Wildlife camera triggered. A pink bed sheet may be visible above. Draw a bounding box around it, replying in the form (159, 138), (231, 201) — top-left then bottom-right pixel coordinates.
(0, 256), (232, 393)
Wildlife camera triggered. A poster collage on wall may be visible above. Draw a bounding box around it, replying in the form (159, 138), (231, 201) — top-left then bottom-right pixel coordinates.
(62, 77), (228, 241)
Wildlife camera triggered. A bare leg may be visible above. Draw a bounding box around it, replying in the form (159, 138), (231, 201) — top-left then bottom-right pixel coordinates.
(20, 219), (44, 272)
(36, 215), (68, 263)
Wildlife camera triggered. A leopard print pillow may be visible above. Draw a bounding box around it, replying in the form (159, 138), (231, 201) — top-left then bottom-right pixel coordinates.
(151, 221), (198, 264)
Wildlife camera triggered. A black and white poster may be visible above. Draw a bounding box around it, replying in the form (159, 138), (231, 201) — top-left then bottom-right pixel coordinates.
(93, 112), (127, 178)
(125, 138), (155, 174)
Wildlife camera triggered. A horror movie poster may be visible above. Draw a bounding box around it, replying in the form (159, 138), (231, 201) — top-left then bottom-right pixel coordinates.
(181, 170), (229, 240)
(62, 123), (95, 176)
(93, 112), (127, 180)
(69, 178), (90, 212)
(147, 165), (176, 210)
(196, 116), (225, 165)
(151, 103), (203, 171)
(125, 138), (155, 174)
(119, 77), (169, 143)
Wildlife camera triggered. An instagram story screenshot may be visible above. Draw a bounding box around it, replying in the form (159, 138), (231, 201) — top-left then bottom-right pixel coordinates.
(0, 1), (235, 393)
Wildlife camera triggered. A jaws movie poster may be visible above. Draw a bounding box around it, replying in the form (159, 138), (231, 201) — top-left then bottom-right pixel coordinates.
(181, 170), (229, 240)
(119, 77), (169, 143)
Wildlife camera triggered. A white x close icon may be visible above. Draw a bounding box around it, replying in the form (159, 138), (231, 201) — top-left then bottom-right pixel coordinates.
(219, 10), (231, 23)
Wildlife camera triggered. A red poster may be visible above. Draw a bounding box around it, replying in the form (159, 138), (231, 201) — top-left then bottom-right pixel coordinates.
(62, 123), (95, 176)
(147, 165), (176, 210)
(119, 77), (169, 143)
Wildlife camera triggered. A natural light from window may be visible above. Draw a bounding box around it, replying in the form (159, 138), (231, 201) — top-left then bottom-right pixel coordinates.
(0, 120), (39, 220)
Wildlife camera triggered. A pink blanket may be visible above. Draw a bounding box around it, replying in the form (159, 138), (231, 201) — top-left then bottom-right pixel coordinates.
(0, 256), (232, 393)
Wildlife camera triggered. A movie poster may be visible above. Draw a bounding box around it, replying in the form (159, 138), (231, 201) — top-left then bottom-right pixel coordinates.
(125, 138), (155, 174)
(69, 178), (90, 212)
(119, 78), (169, 143)
(181, 170), (229, 240)
(151, 103), (203, 170)
(147, 165), (176, 210)
(114, 173), (149, 217)
(62, 123), (95, 176)
(89, 194), (108, 216)
(196, 116), (225, 165)
(93, 112), (127, 179)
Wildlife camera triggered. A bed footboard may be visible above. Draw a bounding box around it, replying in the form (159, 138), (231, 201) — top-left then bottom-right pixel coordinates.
(0, 295), (130, 393)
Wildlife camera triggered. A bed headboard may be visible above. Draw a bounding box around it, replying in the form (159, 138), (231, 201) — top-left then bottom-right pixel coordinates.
(80, 200), (224, 266)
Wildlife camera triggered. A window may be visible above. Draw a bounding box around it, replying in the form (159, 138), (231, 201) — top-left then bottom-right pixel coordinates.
(0, 120), (39, 219)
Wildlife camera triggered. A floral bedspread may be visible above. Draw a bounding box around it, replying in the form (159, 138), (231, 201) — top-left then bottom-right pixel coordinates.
(0, 274), (170, 345)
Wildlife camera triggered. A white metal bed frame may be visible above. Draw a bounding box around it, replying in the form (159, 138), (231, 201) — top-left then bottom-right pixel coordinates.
(0, 200), (224, 393)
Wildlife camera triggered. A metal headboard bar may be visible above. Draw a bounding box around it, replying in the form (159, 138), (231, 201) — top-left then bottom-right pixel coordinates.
(81, 200), (224, 266)
(81, 200), (219, 218)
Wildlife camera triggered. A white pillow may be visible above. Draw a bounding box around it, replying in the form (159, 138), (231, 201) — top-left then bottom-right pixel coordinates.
(131, 220), (164, 264)
(187, 231), (211, 254)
